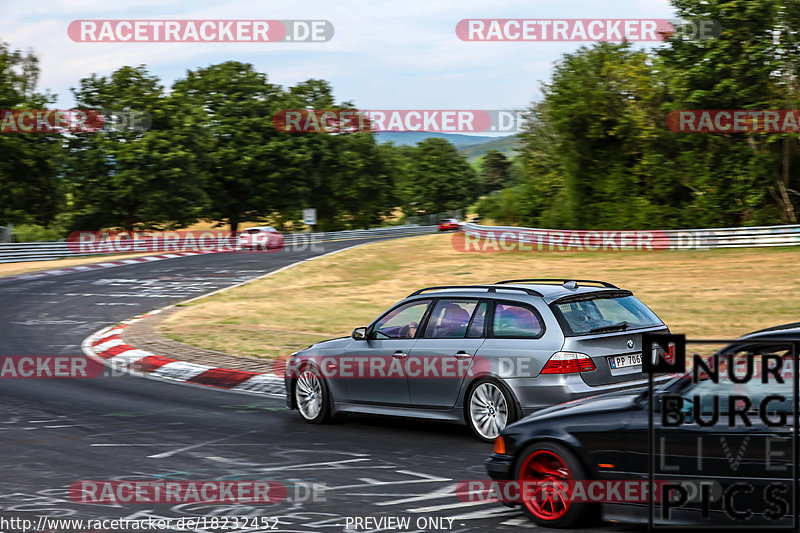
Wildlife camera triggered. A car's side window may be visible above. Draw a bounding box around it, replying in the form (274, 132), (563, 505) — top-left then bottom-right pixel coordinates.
(466, 301), (488, 338)
(371, 300), (430, 339)
(424, 299), (478, 338)
(492, 303), (543, 338)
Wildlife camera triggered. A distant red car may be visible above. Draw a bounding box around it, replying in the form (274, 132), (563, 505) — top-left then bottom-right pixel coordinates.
(237, 226), (284, 251)
(438, 218), (460, 231)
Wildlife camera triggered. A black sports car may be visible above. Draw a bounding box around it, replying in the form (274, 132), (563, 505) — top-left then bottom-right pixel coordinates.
(485, 323), (800, 528)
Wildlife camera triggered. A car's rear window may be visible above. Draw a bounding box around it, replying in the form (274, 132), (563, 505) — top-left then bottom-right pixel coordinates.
(551, 295), (662, 336)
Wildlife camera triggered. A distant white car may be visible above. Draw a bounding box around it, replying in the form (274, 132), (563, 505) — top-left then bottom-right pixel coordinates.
(237, 226), (284, 251)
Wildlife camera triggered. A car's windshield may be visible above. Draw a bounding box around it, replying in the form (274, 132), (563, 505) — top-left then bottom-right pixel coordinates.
(551, 294), (662, 336)
(371, 300), (430, 339)
(665, 344), (796, 414)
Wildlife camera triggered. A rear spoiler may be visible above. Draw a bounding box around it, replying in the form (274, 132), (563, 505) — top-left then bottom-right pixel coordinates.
(550, 289), (633, 305)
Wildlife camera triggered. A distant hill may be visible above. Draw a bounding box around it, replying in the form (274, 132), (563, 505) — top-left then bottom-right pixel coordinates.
(459, 135), (520, 162)
(373, 131), (520, 161)
(374, 131), (501, 148)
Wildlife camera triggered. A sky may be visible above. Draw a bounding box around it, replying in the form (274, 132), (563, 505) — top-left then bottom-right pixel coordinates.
(1, 0), (678, 120)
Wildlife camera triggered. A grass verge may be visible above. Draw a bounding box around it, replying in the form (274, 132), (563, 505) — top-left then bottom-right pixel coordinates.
(160, 233), (800, 360)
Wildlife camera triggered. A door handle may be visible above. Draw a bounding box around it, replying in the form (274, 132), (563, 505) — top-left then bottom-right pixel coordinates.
(453, 351), (472, 359)
(393, 351), (408, 358)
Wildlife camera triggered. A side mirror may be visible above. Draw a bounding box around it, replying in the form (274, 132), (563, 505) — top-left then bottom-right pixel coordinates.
(352, 327), (367, 340)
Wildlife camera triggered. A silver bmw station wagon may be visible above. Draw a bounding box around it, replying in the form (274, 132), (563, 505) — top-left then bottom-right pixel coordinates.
(285, 279), (668, 441)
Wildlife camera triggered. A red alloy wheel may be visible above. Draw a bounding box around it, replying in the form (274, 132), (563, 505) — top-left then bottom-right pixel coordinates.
(518, 449), (572, 521)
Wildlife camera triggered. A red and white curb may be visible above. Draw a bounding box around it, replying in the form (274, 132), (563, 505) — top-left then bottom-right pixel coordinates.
(81, 310), (284, 397)
(0, 251), (216, 284)
(78, 242), (376, 397)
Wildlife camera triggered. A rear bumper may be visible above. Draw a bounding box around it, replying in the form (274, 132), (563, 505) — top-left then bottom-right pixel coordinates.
(505, 374), (672, 415)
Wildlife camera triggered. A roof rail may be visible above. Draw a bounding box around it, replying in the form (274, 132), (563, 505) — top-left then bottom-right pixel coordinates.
(408, 285), (543, 297)
(495, 278), (619, 289)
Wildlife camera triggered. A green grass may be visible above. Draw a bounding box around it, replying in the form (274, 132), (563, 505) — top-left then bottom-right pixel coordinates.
(160, 233), (800, 360)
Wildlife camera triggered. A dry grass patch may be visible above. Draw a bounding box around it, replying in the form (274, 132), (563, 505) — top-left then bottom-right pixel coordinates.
(161, 233), (800, 360)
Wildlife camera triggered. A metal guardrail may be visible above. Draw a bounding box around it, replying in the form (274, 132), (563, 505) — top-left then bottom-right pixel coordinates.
(0, 225), (436, 263)
(459, 223), (800, 250)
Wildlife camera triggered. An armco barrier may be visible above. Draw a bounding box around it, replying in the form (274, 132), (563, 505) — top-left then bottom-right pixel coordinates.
(0, 225), (436, 263)
(458, 222), (800, 251)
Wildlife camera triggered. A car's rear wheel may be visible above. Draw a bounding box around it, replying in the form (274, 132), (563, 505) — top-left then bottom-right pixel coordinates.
(294, 368), (332, 423)
(466, 379), (516, 442)
(515, 442), (599, 528)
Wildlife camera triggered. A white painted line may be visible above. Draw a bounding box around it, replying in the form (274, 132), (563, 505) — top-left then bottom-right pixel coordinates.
(499, 517), (533, 526)
(376, 484), (459, 506)
(151, 361), (210, 381)
(147, 431), (253, 458)
(447, 507), (520, 520)
(327, 470), (450, 490)
(109, 349), (153, 366)
(408, 499), (495, 513)
(233, 373), (283, 392)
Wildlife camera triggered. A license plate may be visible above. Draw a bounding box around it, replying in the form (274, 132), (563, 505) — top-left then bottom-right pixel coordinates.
(608, 353), (642, 369)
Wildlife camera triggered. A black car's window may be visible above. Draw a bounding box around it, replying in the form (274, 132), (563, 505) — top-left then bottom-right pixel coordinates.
(424, 299), (478, 338)
(372, 300), (430, 339)
(467, 301), (488, 338)
(492, 303), (543, 338)
(552, 295), (661, 336)
(674, 345), (794, 415)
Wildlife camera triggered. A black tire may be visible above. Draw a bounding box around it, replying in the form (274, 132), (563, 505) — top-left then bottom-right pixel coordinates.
(465, 378), (517, 442)
(293, 366), (332, 424)
(514, 441), (599, 528)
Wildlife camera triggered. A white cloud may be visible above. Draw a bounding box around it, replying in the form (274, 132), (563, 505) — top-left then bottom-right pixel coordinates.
(0, 0), (677, 109)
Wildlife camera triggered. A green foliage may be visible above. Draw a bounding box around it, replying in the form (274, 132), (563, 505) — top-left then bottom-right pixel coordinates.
(479, 149), (512, 193)
(8, 1), (800, 236)
(66, 65), (208, 232)
(490, 0), (800, 228)
(12, 223), (67, 242)
(396, 138), (481, 216)
(0, 42), (64, 226)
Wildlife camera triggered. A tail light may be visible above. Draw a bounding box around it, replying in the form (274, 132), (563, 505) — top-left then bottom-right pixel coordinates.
(664, 343), (675, 363)
(540, 351), (596, 374)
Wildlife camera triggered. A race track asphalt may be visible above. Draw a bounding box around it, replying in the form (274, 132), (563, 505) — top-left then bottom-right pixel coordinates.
(0, 238), (639, 532)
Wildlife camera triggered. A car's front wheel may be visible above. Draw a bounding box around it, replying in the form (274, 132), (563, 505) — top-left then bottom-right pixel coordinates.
(294, 368), (332, 423)
(514, 442), (599, 528)
(465, 379), (516, 442)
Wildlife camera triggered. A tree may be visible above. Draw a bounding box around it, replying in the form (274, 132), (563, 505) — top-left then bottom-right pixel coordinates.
(0, 43), (64, 227)
(66, 65), (208, 233)
(479, 150), (512, 192)
(400, 138), (480, 216)
(172, 62), (312, 233)
(659, 0), (796, 225)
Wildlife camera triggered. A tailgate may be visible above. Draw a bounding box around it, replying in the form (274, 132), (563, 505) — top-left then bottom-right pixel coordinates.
(562, 326), (669, 386)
